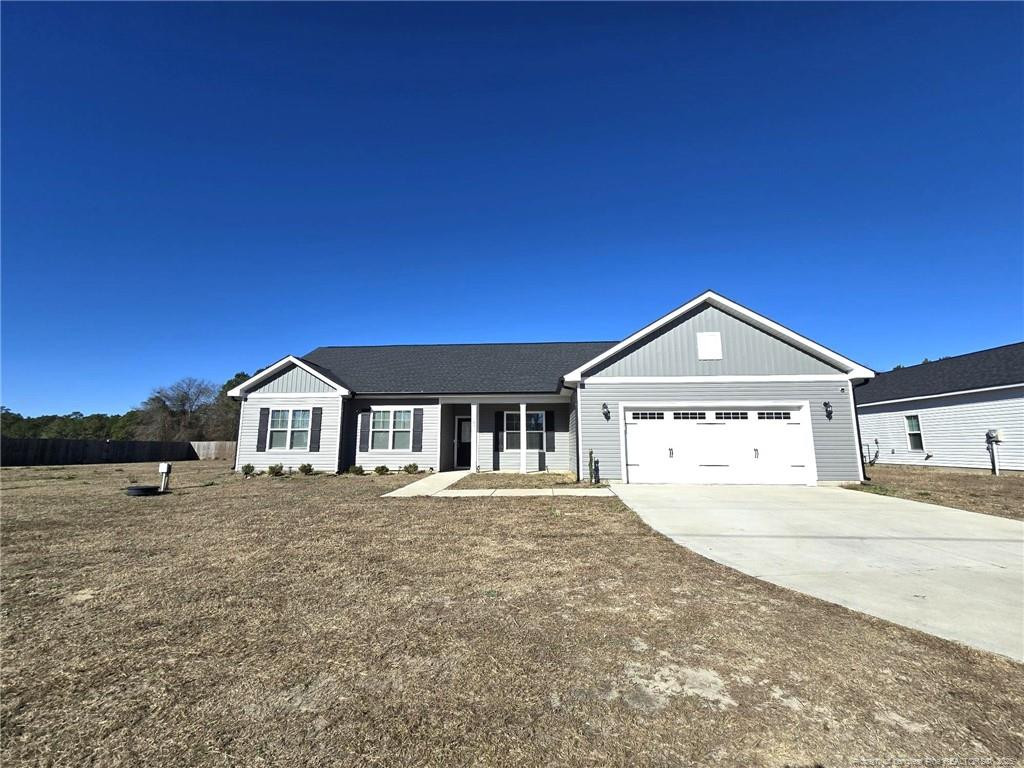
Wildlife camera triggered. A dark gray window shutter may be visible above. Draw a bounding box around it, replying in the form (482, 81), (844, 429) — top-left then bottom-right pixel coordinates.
(358, 410), (370, 452)
(309, 407), (323, 452)
(412, 408), (424, 452)
(494, 411), (504, 453)
(256, 408), (270, 452)
(545, 410), (555, 452)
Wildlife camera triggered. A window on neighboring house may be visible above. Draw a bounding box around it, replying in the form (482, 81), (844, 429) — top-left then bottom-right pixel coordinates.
(504, 411), (545, 450)
(269, 409), (311, 450)
(369, 409), (413, 451)
(905, 415), (924, 451)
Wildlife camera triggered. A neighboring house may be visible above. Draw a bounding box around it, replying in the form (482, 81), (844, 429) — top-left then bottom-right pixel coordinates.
(856, 343), (1024, 471)
(228, 290), (874, 484)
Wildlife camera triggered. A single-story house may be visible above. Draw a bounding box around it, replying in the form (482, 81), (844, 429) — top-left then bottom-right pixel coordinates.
(228, 290), (874, 484)
(856, 343), (1024, 471)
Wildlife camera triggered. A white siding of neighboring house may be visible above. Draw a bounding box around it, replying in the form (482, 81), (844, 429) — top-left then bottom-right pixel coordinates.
(235, 395), (343, 473)
(857, 387), (1024, 471)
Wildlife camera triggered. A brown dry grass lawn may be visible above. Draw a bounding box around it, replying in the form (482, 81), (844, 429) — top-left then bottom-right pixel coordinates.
(451, 470), (587, 490)
(847, 464), (1024, 521)
(2, 461), (1022, 767)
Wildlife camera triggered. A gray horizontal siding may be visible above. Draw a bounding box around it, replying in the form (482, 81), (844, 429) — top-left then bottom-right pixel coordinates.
(858, 388), (1023, 470)
(476, 403), (574, 473)
(252, 365), (334, 394)
(590, 306), (841, 377)
(235, 395), (342, 473)
(350, 398), (441, 472)
(579, 379), (859, 482)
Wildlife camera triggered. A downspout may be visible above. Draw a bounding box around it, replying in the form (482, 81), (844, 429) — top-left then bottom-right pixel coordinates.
(852, 379), (870, 483)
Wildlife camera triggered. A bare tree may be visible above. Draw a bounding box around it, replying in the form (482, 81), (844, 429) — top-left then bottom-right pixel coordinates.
(134, 377), (216, 441)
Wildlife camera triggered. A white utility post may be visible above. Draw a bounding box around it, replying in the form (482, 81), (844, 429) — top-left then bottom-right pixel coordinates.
(519, 402), (527, 474)
(470, 402), (479, 472)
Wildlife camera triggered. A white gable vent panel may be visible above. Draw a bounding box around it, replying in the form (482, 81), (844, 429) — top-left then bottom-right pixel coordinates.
(696, 332), (722, 361)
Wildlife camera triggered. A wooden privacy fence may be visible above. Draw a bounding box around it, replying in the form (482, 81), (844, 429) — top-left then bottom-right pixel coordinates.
(190, 441), (237, 461)
(0, 438), (237, 467)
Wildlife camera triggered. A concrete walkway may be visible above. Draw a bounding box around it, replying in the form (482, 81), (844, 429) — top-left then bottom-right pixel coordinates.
(383, 470), (470, 497)
(383, 471), (615, 498)
(613, 484), (1024, 660)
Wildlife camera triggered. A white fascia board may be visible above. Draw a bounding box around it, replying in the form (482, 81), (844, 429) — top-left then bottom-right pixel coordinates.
(227, 355), (350, 398)
(855, 383), (1024, 409)
(435, 393), (571, 404)
(583, 374), (853, 384)
(563, 290), (875, 382)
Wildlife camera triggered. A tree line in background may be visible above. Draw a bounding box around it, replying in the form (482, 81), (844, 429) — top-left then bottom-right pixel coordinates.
(1, 372), (252, 442)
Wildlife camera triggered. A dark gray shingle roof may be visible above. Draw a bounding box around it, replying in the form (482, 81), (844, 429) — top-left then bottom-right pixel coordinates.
(856, 342), (1024, 405)
(302, 341), (617, 394)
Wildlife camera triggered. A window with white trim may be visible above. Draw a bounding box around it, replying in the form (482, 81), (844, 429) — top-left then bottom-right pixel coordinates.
(369, 409), (413, 451)
(504, 411), (545, 450)
(905, 415), (924, 451)
(714, 411), (748, 420)
(630, 411), (665, 420)
(268, 409), (311, 450)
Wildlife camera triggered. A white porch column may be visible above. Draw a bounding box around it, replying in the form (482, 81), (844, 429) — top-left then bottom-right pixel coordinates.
(519, 402), (527, 474)
(470, 402), (479, 472)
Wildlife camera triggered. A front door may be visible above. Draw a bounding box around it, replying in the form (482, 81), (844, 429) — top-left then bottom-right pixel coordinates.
(455, 417), (472, 468)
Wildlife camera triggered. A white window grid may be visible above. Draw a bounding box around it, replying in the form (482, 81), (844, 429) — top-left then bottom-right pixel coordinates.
(504, 411), (545, 450)
(368, 409), (413, 451)
(268, 409), (311, 451)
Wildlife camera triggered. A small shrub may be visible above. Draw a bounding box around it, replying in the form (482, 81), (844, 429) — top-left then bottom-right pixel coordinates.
(374, 465), (390, 475)
(402, 463), (419, 474)
(241, 464), (255, 477)
(347, 465), (365, 475)
(298, 463), (314, 475)
(267, 464), (284, 477)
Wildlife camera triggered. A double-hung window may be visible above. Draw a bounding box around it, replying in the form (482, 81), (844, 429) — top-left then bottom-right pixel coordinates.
(370, 409), (412, 451)
(504, 411), (545, 450)
(905, 415), (924, 451)
(268, 409), (311, 450)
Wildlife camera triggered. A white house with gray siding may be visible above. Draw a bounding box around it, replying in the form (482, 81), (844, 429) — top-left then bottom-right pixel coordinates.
(228, 290), (875, 484)
(856, 343), (1024, 471)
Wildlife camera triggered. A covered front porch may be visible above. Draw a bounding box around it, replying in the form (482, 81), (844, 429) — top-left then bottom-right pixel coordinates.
(437, 397), (575, 474)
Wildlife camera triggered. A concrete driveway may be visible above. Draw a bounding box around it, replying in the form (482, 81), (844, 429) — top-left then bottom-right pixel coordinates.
(613, 484), (1024, 660)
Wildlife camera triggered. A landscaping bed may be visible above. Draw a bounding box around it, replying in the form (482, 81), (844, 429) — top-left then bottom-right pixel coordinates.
(449, 470), (594, 490)
(2, 461), (1022, 766)
(846, 464), (1024, 520)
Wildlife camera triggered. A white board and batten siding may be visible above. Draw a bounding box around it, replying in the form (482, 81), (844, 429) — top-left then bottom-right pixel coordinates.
(858, 387), (1024, 471)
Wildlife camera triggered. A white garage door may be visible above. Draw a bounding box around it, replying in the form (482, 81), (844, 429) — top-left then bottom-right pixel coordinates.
(624, 406), (816, 485)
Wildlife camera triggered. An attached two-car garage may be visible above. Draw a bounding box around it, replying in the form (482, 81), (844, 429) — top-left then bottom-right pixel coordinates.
(622, 404), (817, 485)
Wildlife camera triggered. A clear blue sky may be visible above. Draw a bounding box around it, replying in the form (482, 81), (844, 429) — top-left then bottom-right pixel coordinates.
(2, 2), (1021, 416)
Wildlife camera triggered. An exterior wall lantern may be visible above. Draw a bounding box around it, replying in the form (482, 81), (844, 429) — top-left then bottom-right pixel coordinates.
(601, 403), (610, 420)
(822, 401), (833, 421)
